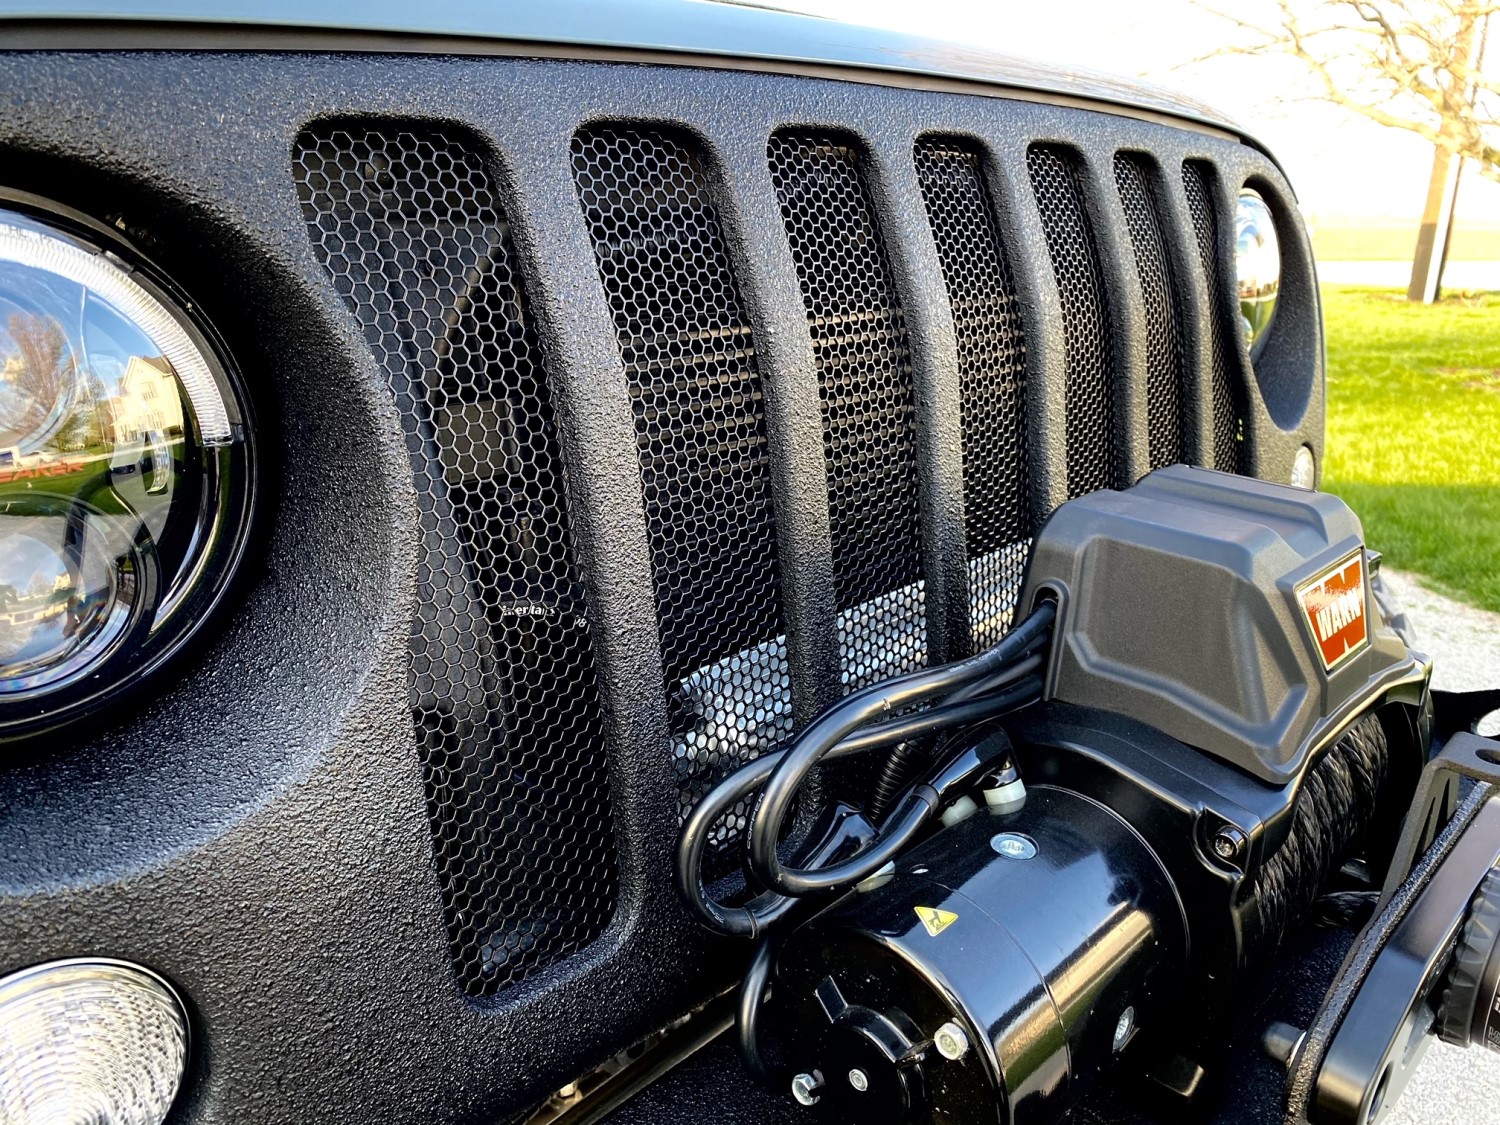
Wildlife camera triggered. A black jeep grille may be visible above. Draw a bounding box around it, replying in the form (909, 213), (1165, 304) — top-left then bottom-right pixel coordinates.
(571, 125), (792, 850)
(291, 97), (1266, 1004)
(294, 124), (618, 998)
(1115, 152), (1189, 471)
(1184, 159), (1249, 473)
(1027, 144), (1121, 498)
(767, 131), (927, 689)
(914, 138), (1032, 650)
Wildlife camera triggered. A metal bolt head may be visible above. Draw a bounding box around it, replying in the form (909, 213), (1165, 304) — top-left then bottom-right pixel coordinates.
(1113, 1006), (1136, 1051)
(848, 1069), (869, 1092)
(791, 1072), (822, 1107)
(1213, 826), (1248, 861)
(991, 832), (1038, 860)
(934, 1020), (971, 1060)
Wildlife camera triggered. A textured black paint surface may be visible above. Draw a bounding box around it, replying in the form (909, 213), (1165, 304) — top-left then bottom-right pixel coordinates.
(0, 49), (1321, 1124)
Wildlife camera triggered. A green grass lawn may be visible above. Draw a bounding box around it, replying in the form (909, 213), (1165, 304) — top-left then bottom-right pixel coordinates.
(1310, 220), (1500, 262)
(1321, 285), (1500, 612)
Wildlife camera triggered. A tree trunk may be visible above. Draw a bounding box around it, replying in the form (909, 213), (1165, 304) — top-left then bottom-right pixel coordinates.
(1407, 146), (1463, 304)
(1407, 8), (1486, 303)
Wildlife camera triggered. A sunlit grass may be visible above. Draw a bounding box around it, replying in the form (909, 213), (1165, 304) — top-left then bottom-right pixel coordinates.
(1309, 222), (1500, 262)
(1320, 285), (1500, 611)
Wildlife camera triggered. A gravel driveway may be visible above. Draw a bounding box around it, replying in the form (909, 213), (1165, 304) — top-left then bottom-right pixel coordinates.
(1373, 570), (1500, 1124)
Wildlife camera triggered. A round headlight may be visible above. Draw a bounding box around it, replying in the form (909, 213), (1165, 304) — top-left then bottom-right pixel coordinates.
(1235, 188), (1280, 359)
(0, 957), (188, 1124)
(0, 205), (252, 735)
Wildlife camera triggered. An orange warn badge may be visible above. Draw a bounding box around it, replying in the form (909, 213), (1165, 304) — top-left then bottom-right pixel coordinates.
(1295, 551), (1369, 673)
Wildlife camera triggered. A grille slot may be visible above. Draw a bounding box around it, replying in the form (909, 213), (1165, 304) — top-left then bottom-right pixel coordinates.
(1183, 160), (1248, 474)
(570, 126), (792, 844)
(295, 124), (618, 997)
(767, 130), (927, 690)
(1115, 153), (1189, 472)
(913, 138), (1032, 651)
(1027, 145), (1120, 499)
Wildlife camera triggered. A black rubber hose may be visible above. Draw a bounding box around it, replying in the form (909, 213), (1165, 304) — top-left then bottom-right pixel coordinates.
(674, 674), (1044, 935)
(736, 938), (781, 1086)
(945, 634), (1050, 705)
(748, 603), (1054, 897)
(831, 670), (1043, 756)
(672, 746), (805, 938)
(867, 645), (1048, 821)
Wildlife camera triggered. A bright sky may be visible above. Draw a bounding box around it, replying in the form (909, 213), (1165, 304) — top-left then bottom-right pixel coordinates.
(775, 0), (1500, 229)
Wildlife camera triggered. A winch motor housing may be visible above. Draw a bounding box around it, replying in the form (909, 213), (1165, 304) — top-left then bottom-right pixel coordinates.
(745, 468), (1430, 1124)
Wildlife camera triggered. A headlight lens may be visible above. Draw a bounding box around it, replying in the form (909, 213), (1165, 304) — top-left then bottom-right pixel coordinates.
(0, 207), (252, 733)
(1235, 188), (1280, 359)
(0, 958), (189, 1124)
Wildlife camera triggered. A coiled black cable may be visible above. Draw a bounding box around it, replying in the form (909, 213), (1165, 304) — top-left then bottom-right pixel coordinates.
(867, 631), (1051, 821)
(673, 602), (1054, 938)
(736, 938), (781, 1085)
(1252, 711), (1389, 950)
(747, 603), (1053, 898)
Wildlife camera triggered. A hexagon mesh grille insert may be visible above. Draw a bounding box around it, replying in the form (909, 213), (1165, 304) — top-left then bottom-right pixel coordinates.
(1183, 160), (1248, 474)
(294, 124), (618, 997)
(914, 139), (1032, 651)
(1115, 153), (1189, 472)
(1027, 145), (1120, 499)
(570, 126), (792, 852)
(767, 130), (927, 689)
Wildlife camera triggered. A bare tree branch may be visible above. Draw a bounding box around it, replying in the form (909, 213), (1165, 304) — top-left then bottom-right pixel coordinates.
(1192, 0), (1500, 182)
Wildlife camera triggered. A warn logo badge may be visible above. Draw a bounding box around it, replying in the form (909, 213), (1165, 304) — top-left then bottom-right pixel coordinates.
(1295, 551), (1369, 672)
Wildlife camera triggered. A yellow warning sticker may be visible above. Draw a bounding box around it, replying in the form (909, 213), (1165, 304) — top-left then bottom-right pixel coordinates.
(915, 906), (959, 937)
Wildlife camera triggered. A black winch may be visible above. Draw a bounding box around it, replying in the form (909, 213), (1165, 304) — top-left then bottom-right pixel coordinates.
(677, 467), (1431, 1124)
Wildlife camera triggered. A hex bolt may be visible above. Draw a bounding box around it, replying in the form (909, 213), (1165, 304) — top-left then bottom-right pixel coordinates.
(1213, 826), (1248, 862)
(933, 1020), (971, 1061)
(1113, 1006), (1136, 1051)
(791, 1072), (823, 1107)
(848, 1069), (869, 1092)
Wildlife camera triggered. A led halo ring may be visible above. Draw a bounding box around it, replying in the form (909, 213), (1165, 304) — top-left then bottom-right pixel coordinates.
(0, 199), (255, 737)
(0, 956), (190, 1125)
(0, 221), (232, 445)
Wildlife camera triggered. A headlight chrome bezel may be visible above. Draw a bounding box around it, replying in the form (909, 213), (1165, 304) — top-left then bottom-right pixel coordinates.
(0, 195), (256, 739)
(1235, 186), (1282, 360)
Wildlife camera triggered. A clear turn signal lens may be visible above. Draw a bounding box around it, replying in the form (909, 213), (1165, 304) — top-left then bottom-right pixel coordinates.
(0, 958), (189, 1124)
(1291, 445), (1316, 490)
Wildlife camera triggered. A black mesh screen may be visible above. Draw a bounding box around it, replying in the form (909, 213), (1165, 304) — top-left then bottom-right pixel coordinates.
(913, 139), (1031, 652)
(570, 126), (792, 843)
(1027, 145), (1119, 499)
(295, 124), (618, 997)
(767, 131), (926, 689)
(1183, 160), (1248, 474)
(1115, 153), (1189, 473)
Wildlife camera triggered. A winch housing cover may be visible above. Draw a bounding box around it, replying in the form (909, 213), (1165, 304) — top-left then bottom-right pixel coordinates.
(1018, 465), (1415, 783)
